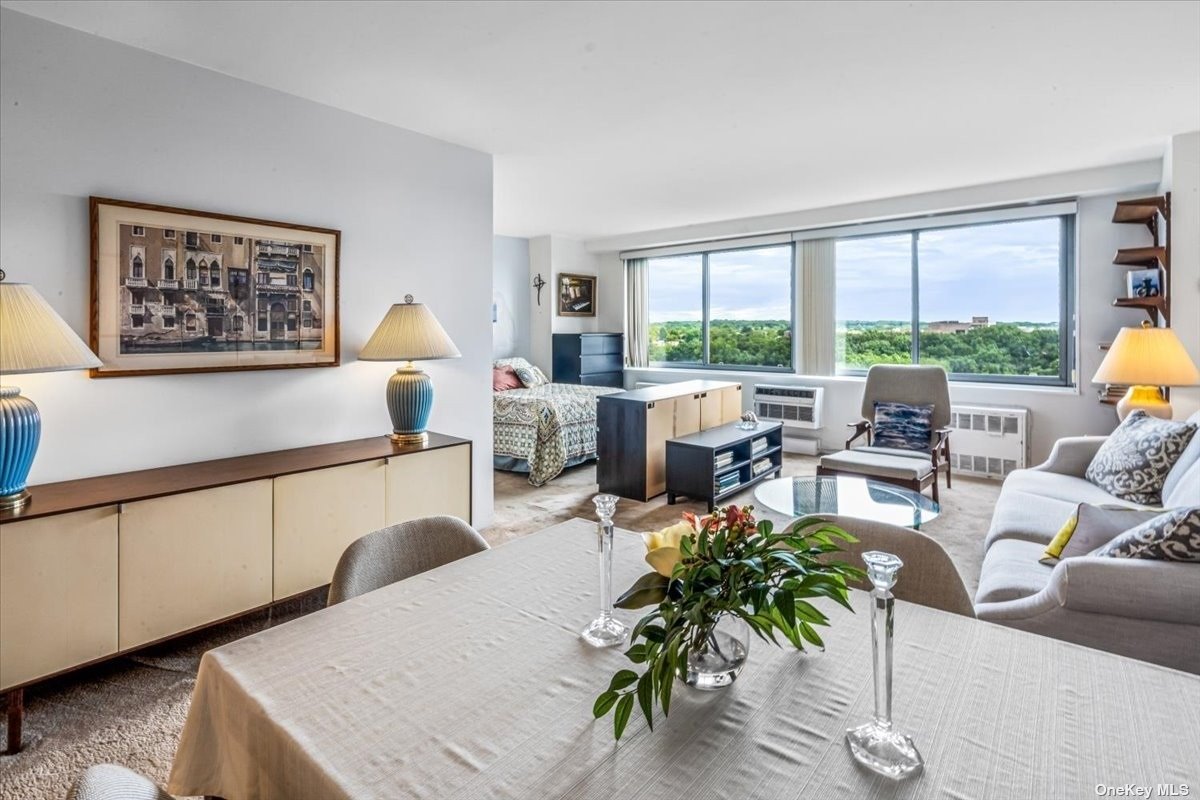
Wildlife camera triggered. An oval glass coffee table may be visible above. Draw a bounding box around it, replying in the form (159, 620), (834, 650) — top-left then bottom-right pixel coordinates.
(754, 475), (940, 529)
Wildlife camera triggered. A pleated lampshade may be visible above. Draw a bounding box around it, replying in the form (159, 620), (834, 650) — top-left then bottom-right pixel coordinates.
(1093, 324), (1200, 387)
(359, 298), (461, 362)
(0, 281), (102, 374)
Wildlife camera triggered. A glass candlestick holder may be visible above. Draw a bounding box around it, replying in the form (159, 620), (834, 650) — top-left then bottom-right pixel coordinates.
(845, 550), (924, 779)
(580, 494), (629, 648)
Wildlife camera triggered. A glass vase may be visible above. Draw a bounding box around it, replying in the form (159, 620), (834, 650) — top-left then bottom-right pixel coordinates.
(580, 494), (629, 648)
(845, 550), (924, 779)
(685, 614), (751, 690)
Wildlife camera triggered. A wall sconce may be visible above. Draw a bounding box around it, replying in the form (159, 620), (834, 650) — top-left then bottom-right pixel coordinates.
(532, 273), (547, 306)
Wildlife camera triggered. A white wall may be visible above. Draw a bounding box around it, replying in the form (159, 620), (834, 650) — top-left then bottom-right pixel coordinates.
(0, 10), (496, 525)
(526, 234), (623, 376)
(602, 187), (1166, 464)
(492, 235), (530, 360)
(1161, 132), (1200, 418)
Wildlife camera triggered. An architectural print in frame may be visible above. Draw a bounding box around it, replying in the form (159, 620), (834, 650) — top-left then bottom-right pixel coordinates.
(558, 272), (596, 317)
(90, 197), (340, 376)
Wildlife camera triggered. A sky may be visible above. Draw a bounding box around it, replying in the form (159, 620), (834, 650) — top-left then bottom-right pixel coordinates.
(647, 217), (1063, 325)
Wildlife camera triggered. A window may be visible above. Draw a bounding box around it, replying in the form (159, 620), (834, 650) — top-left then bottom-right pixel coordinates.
(164, 229), (176, 239)
(233, 315), (244, 332)
(286, 274), (298, 286)
(211, 270), (222, 289)
(185, 232), (198, 248)
(132, 226), (145, 236)
(185, 312), (197, 332)
(234, 236), (244, 245)
(257, 272), (269, 285)
(162, 314), (175, 329)
(131, 313), (144, 328)
(257, 314), (268, 332)
(303, 244), (313, 253)
(211, 234), (222, 243)
(131, 254), (144, 278)
(302, 269), (314, 291)
(834, 214), (1072, 384)
(647, 245), (793, 369)
(163, 257), (175, 280)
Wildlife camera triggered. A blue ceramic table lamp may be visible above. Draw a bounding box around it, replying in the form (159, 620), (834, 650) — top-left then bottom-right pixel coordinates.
(0, 270), (103, 511)
(358, 295), (461, 445)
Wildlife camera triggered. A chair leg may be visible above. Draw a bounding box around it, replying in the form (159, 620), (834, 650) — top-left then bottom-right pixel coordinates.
(930, 474), (939, 504)
(5, 688), (23, 754)
(945, 443), (952, 489)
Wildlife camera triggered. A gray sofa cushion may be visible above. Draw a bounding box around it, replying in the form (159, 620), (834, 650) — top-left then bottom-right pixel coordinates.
(1094, 506), (1200, 561)
(1001, 469), (1149, 508)
(1084, 411), (1198, 505)
(1162, 410), (1200, 503)
(985, 489), (1081, 549)
(976, 538), (1054, 604)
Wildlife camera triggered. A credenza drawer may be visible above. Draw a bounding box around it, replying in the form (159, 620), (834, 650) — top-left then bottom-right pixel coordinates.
(580, 353), (622, 375)
(580, 334), (622, 355)
(581, 371), (624, 388)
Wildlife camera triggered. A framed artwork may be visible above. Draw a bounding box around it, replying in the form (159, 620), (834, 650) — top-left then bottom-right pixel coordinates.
(1126, 268), (1162, 299)
(89, 197), (340, 377)
(557, 272), (596, 317)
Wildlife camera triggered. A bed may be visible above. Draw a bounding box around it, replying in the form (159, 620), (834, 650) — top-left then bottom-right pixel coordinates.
(493, 358), (623, 486)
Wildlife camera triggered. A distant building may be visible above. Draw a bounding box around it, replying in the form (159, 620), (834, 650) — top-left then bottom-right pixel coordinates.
(118, 224), (325, 350)
(926, 316), (989, 334)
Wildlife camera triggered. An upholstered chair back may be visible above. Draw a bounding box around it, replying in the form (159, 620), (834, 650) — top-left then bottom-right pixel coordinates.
(860, 364), (952, 433)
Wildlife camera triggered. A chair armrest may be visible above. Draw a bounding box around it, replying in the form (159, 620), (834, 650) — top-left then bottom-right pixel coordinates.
(1032, 435), (1108, 477)
(977, 556), (1200, 626)
(931, 427), (951, 464)
(846, 420), (871, 449)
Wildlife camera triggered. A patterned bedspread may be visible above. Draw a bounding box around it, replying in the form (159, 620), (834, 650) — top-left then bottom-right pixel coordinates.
(493, 383), (623, 486)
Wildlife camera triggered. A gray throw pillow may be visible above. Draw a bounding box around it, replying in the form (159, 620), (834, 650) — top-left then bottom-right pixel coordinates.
(513, 364), (546, 388)
(1084, 411), (1198, 505)
(1093, 506), (1200, 561)
(873, 401), (933, 452)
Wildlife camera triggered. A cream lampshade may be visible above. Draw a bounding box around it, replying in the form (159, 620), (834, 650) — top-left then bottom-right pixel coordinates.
(359, 295), (460, 444)
(0, 272), (103, 509)
(1092, 321), (1200, 420)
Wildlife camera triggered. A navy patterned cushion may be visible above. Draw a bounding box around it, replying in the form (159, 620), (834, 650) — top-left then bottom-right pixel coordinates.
(872, 401), (933, 452)
(1084, 411), (1198, 505)
(1094, 507), (1200, 561)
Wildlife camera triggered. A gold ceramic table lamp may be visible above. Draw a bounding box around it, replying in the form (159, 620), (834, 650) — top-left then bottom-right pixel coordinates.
(1093, 321), (1200, 420)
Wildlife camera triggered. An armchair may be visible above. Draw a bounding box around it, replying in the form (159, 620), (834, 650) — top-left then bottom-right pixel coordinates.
(819, 365), (953, 501)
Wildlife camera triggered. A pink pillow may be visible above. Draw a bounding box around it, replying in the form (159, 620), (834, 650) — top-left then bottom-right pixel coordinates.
(492, 366), (522, 391)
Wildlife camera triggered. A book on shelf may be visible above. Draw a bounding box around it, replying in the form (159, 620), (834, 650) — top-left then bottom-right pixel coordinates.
(751, 437), (768, 455)
(752, 457), (774, 476)
(714, 451), (735, 468)
(715, 472), (741, 493)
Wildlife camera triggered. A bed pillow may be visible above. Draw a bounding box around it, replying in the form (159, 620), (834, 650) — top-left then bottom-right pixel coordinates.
(1092, 507), (1200, 561)
(492, 366), (522, 391)
(872, 401), (933, 452)
(1084, 411), (1197, 505)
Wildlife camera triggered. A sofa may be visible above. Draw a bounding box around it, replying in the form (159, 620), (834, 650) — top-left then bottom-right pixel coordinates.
(973, 411), (1200, 674)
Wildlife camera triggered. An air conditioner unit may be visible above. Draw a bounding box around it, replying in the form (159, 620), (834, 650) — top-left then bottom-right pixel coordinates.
(754, 384), (824, 429)
(948, 404), (1030, 479)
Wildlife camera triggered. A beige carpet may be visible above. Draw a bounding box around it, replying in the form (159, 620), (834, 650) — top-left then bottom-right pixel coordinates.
(0, 456), (999, 799)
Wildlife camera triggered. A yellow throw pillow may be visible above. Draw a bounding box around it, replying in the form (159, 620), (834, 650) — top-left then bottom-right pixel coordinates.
(1041, 507), (1081, 565)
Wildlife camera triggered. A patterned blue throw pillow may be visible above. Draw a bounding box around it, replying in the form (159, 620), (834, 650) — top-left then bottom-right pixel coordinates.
(872, 402), (934, 452)
(1093, 507), (1200, 561)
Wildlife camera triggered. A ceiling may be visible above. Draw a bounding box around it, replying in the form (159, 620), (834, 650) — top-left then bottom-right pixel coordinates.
(4, 1), (1198, 240)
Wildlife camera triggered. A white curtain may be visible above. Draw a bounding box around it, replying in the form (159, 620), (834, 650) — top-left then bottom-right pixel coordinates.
(625, 258), (649, 368)
(799, 238), (836, 375)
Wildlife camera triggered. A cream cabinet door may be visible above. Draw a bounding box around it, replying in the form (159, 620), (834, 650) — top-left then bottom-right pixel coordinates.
(1, 507), (118, 690)
(274, 460), (386, 600)
(119, 480), (272, 650)
(385, 444), (471, 526)
(699, 390), (723, 430)
(645, 399), (676, 498)
(719, 385), (743, 424)
(673, 393), (701, 436)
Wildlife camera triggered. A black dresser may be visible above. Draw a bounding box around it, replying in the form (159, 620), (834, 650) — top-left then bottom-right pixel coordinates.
(552, 332), (624, 387)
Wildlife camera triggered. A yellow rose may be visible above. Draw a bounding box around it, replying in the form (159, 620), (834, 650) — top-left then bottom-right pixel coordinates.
(642, 520), (695, 577)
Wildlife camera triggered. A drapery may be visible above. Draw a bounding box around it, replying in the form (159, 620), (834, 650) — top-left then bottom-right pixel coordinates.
(625, 258), (649, 367)
(799, 238), (836, 375)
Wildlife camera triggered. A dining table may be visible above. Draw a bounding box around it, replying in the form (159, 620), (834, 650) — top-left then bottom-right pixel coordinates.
(168, 518), (1200, 799)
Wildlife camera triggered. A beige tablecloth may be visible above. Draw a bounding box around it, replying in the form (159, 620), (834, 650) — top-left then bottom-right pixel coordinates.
(169, 519), (1200, 799)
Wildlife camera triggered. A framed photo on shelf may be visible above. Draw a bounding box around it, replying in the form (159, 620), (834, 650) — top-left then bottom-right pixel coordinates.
(90, 197), (340, 377)
(1126, 268), (1162, 299)
(557, 272), (597, 317)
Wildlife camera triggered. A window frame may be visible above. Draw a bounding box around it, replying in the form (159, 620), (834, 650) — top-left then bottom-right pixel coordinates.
(833, 212), (1075, 387)
(647, 242), (796, 373)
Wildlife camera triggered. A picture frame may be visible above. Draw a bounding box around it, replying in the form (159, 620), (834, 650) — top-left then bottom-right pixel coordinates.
(557, 272), (597, 317)
(1125, 268), (1162, 299)
(89, 197), (340, 377)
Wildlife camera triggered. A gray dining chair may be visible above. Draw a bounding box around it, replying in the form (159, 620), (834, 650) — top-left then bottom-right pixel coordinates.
(817, 364), (952, 502)
(327, 515), (489, 605)
(66, 764), (174, 800)
(807, 513), (974, 617)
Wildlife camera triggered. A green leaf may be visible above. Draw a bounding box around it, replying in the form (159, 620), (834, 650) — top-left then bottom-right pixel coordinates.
(615, 572), (670, 609)
(641, 624), (666, 643)
(608, 669), (638, 692)
(773, 591), (796, 628)
(624, 643), (648, 664)
(636, 671), (655, 731)
(593, 691), (619, 718)
(614, 693), (635, 740)
(799, 622), (825, 649)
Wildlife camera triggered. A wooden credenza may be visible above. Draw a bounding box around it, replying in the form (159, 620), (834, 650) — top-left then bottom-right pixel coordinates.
(0, 433), (471, 752)
(597, 380), (742, 501)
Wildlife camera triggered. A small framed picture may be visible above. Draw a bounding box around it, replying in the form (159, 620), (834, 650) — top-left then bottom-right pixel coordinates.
(557, 273), (597, 317)
(1126, 268), (1162, 299)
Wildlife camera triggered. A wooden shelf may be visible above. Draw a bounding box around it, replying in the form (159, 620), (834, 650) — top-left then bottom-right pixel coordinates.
(1098, 342), (1111, 351)
(1112, 296), (1168, 326)
(1112, 196), (1166, 229)
(1113, 246), (1166, 269)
